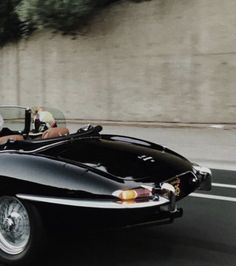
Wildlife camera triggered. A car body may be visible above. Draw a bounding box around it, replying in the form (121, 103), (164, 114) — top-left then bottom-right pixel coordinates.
(0, 106), (212, 265)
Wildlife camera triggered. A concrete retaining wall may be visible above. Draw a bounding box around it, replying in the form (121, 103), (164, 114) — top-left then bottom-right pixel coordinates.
(0, 0), (236, 123)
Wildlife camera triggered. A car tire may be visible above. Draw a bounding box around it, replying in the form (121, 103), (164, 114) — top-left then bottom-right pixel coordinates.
(0, 196), (44, 265)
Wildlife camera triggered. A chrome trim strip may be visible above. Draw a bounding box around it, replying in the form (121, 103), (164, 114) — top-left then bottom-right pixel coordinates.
(0, 105), (28, 110)
(16, 194), (169, 209)
(0, 140), (69, 154)
(193, 165), (212, 175)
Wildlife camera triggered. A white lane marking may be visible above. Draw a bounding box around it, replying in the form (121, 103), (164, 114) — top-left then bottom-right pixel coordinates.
(190, 193), (236, 202)
(212, 183), (236, 189)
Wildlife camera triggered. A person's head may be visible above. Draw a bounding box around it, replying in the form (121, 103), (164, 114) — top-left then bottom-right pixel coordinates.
(33, 108), (57, 133)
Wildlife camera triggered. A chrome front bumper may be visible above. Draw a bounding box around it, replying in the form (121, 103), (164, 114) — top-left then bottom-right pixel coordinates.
(192, 165), (212, 191)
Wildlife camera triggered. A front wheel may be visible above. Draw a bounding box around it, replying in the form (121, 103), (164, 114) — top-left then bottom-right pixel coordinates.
(0, 196), (44, 265)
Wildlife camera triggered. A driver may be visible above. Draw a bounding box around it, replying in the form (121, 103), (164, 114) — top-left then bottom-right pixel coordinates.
(32, 107), (69, 139)
(33, 108), (57, 133)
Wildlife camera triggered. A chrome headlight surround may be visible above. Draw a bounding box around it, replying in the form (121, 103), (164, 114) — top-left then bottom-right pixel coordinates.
(192, 164), (212, 191)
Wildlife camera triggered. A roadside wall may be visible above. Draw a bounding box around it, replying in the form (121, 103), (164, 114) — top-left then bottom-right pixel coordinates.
(0, 0), (236, 123)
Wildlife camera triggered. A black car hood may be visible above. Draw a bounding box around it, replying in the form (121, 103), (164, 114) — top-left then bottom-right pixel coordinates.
(43, 135), (193, 183)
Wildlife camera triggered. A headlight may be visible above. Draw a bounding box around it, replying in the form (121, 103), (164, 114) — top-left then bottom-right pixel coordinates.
(113, 186), (153, 202)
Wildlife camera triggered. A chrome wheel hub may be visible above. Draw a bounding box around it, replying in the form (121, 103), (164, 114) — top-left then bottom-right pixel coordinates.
(0, 197), (30, 255)
(3, 217), (15, 232)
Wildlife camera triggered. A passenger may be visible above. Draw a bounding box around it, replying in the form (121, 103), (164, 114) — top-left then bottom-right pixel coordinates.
(0, 115), (14, 137)
(0, 114), (24, 144)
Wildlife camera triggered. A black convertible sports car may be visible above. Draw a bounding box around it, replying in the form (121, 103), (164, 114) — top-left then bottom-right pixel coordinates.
(0, 106), (212, 265)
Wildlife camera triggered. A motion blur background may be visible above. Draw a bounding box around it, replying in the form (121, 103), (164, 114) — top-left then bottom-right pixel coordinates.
(0, 0), (235, 124)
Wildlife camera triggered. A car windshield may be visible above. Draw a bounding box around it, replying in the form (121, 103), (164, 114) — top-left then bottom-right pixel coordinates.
(0, 106), (66, 134)
(0, 106), (26, 132)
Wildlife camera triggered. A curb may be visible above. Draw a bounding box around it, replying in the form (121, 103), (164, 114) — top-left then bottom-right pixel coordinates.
(66, 119), (236, 130)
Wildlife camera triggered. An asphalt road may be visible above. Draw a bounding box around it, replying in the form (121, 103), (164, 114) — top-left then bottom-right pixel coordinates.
(34, 169), (236, 266)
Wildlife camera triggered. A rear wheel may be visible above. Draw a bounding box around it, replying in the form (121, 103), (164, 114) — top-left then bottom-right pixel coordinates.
(0, 196), (44, 265)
